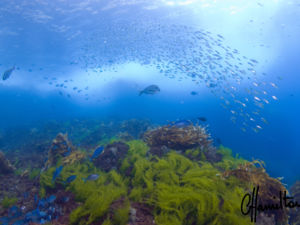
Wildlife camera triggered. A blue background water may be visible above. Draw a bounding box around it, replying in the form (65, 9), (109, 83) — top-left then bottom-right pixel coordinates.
(0, 0), (299, 187)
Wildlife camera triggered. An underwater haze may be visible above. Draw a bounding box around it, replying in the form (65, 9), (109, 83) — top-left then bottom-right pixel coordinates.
(0, 0), (300, 224)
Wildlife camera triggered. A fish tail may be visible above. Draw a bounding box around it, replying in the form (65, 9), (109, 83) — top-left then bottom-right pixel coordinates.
(139, 91), (143, 96)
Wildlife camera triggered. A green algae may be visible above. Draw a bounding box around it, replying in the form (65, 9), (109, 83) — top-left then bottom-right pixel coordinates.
(38, 140), (264, 224)
(215, 145), (248, 170)
(29, 168), (40, 180)
(1, 196), (18, 209)
(69, 170), (128, 224)
(112, 199), (130, 225)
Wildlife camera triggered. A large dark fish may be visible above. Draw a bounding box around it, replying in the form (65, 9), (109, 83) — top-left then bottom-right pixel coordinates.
(2, 66), (15, 80)
(139, 84), (160, 96)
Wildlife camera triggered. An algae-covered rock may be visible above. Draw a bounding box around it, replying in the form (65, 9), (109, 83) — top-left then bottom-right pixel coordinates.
(93, 141), (129, 172)
(143, 124), (211, 151)
(44, 133), (75, 169)
(62, 151), (86, 165)
(223, 160), (289, 224)
(290, 181), (300, 225)
(0, 151), (15, 174)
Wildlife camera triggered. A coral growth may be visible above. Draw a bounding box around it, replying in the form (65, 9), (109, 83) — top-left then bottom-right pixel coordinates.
(143, 124), (211, 151)
(0, 151), (15, 174)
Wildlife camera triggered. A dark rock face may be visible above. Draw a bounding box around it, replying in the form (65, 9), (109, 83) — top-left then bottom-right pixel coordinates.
(93, 142), (129, 172)
(148, 146), (170, 158)
(129, 202), (155, 225)
(0, 151), (15, 174)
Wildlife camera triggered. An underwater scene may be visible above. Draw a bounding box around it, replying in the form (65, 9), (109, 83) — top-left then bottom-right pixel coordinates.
(0, 0), (299, 224)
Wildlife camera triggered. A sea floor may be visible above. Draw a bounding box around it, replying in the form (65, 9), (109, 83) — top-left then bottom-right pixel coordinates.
(0, 119), (299, 225)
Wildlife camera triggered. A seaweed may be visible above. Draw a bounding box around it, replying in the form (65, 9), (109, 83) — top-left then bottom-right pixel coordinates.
(214, 145), (248, 171)
(69, 170), (128, 224)
(1, 196), (18, 209)
(29, 168), (40, 180)
(111, 198), (130, 225)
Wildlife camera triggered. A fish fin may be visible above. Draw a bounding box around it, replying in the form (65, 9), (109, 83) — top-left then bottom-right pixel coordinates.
(138, 91), (143, 96)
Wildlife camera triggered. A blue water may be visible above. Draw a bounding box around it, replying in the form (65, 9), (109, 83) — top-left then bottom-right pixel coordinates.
(0, 0), (299, 188)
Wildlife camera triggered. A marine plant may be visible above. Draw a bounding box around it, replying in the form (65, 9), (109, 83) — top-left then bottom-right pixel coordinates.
(127, 151), (252, 225)
(69, 170), (128, 224)
(1, 196), (18, 209)
(214, 145), (248, 170)
(29, 168), (40, 180)
(111, 198), (130, 225)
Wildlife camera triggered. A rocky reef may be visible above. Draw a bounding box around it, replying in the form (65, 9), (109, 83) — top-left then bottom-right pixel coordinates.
(36, 139), (290, 225)
(0, 120), (294, 225)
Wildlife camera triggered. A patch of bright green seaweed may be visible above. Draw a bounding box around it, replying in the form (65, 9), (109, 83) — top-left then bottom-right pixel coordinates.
(39, 140), (253, 225)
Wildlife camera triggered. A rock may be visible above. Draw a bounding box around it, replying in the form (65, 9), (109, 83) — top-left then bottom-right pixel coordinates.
(93, 142), (129, 172)
(0, 151), (15, 174)
(147, 145), (170, 158)
(130, 207), (137, 223)
(129, 202), (155, 225)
